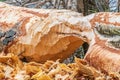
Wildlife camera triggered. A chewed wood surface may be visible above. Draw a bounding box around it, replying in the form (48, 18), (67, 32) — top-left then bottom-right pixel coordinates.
(0, 2), (120, 73)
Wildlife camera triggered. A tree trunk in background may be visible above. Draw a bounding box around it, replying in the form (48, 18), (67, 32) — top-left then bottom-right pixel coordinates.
(109, 0), (118, 12)
(76, 0), (84, 13)
(3, 0), (120, 13)
(95, 0), (104, 11)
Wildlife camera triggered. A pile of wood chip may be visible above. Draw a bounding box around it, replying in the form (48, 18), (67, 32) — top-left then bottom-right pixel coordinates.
(0, 53), (119, 80)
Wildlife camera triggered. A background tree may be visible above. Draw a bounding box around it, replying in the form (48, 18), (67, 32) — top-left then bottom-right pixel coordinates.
(109, 0), (119, 12)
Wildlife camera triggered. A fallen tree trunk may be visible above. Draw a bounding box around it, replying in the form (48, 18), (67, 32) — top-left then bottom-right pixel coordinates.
(0, 2), (120, 74)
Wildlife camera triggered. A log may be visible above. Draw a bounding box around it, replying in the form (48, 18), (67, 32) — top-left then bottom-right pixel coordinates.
(0, 2), (84, 63)
(85, 12), (120, 73)
(0, 2), (120, 74)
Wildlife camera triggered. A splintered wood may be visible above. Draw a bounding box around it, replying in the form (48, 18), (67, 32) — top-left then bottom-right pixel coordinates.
(0, 2), (120, 77)
(0, 53), (117, 80)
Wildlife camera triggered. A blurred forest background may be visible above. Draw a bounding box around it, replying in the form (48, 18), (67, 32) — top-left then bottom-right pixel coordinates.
(0, 0), (120, 63)
(1, 0), (120, 15)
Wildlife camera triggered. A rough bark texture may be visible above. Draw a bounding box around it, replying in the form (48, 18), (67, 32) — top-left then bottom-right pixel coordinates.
(0, 2), (120, 74)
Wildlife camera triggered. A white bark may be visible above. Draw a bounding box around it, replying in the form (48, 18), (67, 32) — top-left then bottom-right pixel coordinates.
(109, 0), (118, 12)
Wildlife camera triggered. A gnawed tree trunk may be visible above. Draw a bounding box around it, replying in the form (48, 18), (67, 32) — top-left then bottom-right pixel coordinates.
(0, 2), (120, 74)
(0, 2), (84, 63)
(85, 13), (120, 73)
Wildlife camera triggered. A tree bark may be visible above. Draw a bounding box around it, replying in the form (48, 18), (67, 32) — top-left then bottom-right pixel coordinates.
(0, 2), (120, 74)
(109, 0), (119, 12)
